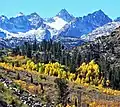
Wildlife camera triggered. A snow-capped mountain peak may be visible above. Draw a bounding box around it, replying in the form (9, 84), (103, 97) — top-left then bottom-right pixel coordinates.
(56, 9), (74, 22)
(16, 12), (24, 17)
(27, 12), (43, 29)
(0, 15), (8, 22)
(0, 9), (120, 48)
(57, 9), (69, 16)
(30, 12), (39, 17)
(44, 9), (75, 30)
(57, 10), (112, 38)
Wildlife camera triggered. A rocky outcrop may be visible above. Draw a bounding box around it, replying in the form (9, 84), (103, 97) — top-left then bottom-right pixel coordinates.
(74, 27), (120, 89)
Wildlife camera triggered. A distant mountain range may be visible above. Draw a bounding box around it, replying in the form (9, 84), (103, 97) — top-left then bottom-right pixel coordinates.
(0, 9), (120, 48)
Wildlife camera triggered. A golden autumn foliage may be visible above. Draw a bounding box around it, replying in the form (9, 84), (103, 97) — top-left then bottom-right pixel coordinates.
(75, 60), (102, 86)
(44, 62), (66, 78)
(1, 55), (120, 96)
(14, 80), (41, 94)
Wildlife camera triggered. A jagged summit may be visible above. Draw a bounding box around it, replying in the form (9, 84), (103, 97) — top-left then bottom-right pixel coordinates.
(56, 8), (74, 22)
(29, 12), (40, 17)
(0, 15), (8, 21)
(27, 12), (43, 29)
(57, 9), (69, 16)
(16, 12), (24, 17)
(82, 9), (112, 26)
(57, 9), (112, 38)
(0, 9), (119, 48)
(93, 9), (105, 15)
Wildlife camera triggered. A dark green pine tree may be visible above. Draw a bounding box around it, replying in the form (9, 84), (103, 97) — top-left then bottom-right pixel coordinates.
(26, 42), (32, 58)
(33, 35), (38, 51)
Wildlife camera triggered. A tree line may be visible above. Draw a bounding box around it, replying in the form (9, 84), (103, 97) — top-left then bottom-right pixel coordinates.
(11, 37), (120, 90)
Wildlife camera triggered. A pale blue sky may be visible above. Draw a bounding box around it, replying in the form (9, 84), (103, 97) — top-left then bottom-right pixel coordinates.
(0, 0), (120, 19)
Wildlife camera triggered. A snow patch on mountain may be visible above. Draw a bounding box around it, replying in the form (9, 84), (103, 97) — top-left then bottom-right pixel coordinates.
(0, 27), (51, 41)
(81, 22), (120, 41)
(57, 10), (112, 38)
(0, 9), (119, 48)
(44, 16), (68, 30)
